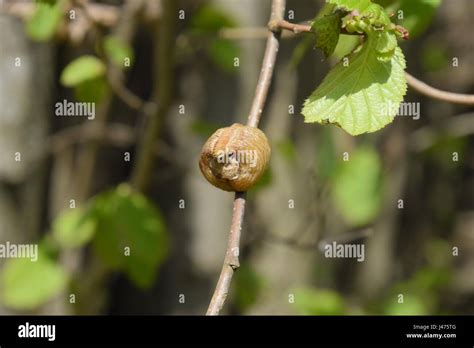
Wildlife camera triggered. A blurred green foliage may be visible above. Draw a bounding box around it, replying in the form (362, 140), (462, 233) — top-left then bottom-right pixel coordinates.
(0, 184), (168, 310)
(381, 238), (452, 315)
(52, 206), (96, 249)
(74, 77), (109, 103)
(331, 146), (383, 227)
(425, 136), (468, 170)
(1, 249), (68, 310)
(394, 0), (442, 38)
(248, 167), (273, 194)
(233, 264), (265, 312)
(104, 36), (135, 69)
(91, 184), (168, 289)
(26, 1), (62, 42)
(190, 5), (236, 34)
(293, 288), (346, 315)
(276, 139), (297, 163)
(190, 119), (223, 138)
(189, 4), (240, 73)
(208, 38), (239, 72)
(316, 128), (338, 180)
(60, 56), (106, 87)
(421, 40), (449, 72)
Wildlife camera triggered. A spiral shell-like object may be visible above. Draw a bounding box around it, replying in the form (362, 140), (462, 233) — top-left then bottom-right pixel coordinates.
(199, 123), (271, 192)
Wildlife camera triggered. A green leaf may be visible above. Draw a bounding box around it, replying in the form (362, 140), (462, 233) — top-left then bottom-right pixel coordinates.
(332, 146), (382, 226)
(60, 56), (106, 87)
(311, 12), (344, 58)
(332, 34), (360, 60)
(293, 288), (345, 315)
(208, 38), (239, 72)
(395, 0), (442, 38)
(26, 3), (63, 41)
(302, 33), (407, 135)
(1, 250), (68, 310)
(104, 36), (134, 69)
(52, 206), (96, 249)
(92, 184), (168, 289)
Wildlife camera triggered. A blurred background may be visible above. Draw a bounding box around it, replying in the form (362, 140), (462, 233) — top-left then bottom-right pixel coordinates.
(0, 0), (473, 315)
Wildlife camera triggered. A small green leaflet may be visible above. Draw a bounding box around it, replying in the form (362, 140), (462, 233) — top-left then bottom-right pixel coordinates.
(302, 32), (407, 135)
(52, 206), (96, 249)
(104, 36), (134, 69)
(26, 2), (63, 41)
(311, 11), (344, 58)
(60, 56), (106, 87)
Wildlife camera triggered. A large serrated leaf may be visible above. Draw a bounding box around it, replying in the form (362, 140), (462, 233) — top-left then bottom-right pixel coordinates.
(301, 33), (407, 135)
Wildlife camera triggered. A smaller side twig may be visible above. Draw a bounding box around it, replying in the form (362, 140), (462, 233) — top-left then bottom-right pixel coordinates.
(405, 72), (474, 105)
(274, 21), (474, 106)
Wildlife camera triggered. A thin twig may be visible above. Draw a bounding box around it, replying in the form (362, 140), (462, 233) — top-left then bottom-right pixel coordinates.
(48, 122), (179, 164)
(74, 0), (144, 202)
(106, 70), (156, 112)
(206, 0), (286, 316)
(405, 72), (474, 105)
(273, 20), (474, 105)
(274, 19), (313, 34)
(130, 0), (176, 192)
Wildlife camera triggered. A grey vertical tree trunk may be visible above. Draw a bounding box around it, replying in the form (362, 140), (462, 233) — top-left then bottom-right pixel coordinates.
(0, 15), (53, 313)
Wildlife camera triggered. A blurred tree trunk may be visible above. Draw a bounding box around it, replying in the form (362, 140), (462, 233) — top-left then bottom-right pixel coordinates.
(0, 15), (53, 313)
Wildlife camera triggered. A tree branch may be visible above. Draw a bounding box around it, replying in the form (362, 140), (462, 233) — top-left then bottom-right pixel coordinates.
(130, 0), (176, 192)
(206, 0), (286, 316)
(405, 72), (474, 105)
(74, 0), (144, 202)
